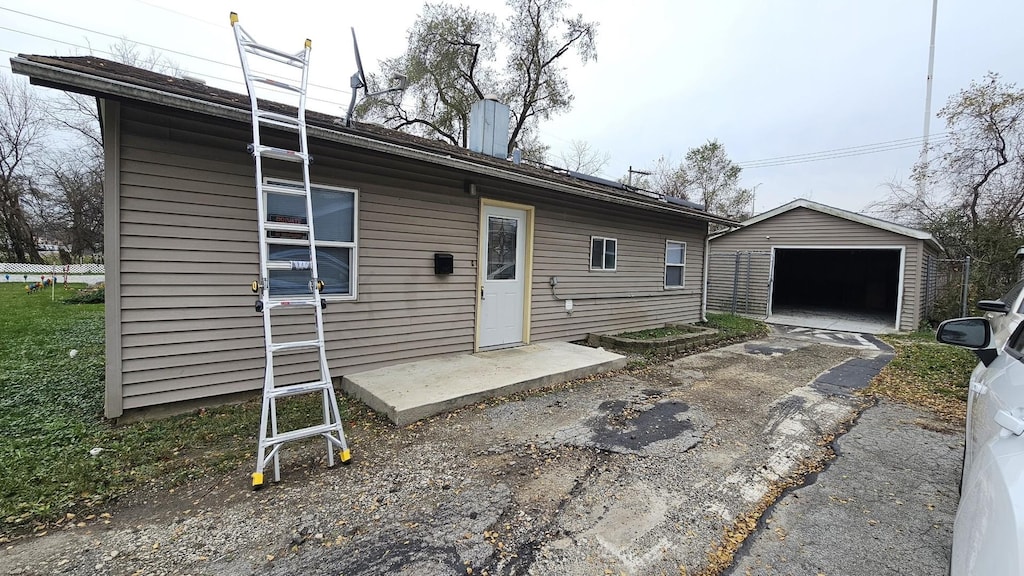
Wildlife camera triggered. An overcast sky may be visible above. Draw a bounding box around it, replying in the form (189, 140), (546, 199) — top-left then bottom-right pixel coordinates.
(3, 0), (1022, 214)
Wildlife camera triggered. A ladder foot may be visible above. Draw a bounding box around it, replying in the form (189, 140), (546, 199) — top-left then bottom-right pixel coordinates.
(252, 472), (265, 489)
(340, 449), (352, 465)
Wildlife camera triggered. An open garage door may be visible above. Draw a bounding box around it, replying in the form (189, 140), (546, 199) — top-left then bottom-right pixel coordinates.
(769, 248), (902, 332)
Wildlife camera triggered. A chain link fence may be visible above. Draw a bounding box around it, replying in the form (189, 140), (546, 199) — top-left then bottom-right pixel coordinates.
(922, 254), (970, 326)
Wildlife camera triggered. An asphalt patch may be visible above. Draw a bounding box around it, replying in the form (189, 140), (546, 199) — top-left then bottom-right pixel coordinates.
(590, 399), (695, 452)
(812, 354), (893, 397)
(744, 343), (793, 356)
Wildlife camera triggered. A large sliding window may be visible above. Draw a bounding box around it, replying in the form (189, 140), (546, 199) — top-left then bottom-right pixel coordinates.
(264, 178), (357, 299)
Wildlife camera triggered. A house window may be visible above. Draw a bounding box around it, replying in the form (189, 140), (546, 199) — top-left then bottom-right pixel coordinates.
(591, 237), (617, 271)
(264, 178), (357, 299)
(665, 240), (686, 287)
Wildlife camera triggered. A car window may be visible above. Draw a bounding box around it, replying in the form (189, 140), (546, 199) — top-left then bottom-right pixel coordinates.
(999, 279), (1024, 311)
(1008, 321), (1024, 358)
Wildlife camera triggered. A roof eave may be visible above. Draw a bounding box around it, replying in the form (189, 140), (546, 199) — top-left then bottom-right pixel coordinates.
(11, 56), (738, 227)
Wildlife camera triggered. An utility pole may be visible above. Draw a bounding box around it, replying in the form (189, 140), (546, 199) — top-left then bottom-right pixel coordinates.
(918, 0), (939, 198)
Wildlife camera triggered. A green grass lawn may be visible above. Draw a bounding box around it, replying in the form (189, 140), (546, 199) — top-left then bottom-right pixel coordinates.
(0, 282), (367, 538)
(700, 312), (770, 339)
(864, 331), (976, 424)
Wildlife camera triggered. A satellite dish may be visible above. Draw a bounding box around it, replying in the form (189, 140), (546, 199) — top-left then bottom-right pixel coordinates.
(344, 27), (407, 127)
(350, 27), (368, 98)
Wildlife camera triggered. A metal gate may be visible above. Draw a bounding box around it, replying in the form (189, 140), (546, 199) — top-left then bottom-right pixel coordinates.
(707, 250), (772, 316)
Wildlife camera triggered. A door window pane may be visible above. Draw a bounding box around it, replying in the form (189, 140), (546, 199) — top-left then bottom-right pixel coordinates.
(487, 216), (518, 280)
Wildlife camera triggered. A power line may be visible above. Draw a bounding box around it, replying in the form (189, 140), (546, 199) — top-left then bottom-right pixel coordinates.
(737, 134), (950, 168)
(739, 137), (951, 169)
(0, 5), (352, 99)
(0, 28), (347, 109)
(130, 0), (223, 29)
(738, 133), (951, 167)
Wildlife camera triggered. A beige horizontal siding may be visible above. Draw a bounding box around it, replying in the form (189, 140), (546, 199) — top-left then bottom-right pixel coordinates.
(113, 102), (712, 413)
(710, 207), (922, 330)
(116, 103), (479, 409)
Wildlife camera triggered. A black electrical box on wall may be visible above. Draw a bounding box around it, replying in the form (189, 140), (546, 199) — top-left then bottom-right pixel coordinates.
(434, 253), (454, 275)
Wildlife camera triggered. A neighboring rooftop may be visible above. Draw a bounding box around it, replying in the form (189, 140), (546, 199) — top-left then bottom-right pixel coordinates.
(712, 198), (943, 252)
(11, 54), (738, 227)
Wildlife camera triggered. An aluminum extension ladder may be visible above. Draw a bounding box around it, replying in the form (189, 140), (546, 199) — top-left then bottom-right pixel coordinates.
(230, 12), (351, 488)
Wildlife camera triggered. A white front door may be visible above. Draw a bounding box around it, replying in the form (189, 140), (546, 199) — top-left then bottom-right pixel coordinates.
(479, 205), (527, 348)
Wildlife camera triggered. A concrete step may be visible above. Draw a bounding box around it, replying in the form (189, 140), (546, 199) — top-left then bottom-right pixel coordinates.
(341, 341), (627, 426)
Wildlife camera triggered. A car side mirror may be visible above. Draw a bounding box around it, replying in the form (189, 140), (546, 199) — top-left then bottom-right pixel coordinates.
(936, 317), (997, 366)
(978, 299), (1010, 314)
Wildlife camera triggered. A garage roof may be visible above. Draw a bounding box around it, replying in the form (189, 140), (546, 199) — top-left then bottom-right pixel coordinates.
(715, 199), (943, 252)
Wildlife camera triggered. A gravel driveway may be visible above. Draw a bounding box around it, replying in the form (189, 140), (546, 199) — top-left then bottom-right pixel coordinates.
(1, 328), (916, 576)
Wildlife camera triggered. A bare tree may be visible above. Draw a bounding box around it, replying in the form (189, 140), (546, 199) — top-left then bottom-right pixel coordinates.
(109, 37), (182, 76)
(0, 74), (46, 263)
(362, 0), (597, 155)
(558, 139), (609, 174)
(870, 72), (1024, 310)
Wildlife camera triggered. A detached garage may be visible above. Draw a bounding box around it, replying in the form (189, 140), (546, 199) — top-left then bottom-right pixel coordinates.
(707, 199), (942, 333)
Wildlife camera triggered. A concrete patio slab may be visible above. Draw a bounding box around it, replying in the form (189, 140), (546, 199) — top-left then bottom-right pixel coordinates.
(341, 341), (627, 425)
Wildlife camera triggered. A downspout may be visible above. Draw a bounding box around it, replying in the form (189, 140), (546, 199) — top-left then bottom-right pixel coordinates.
(701, 222), (711, 322)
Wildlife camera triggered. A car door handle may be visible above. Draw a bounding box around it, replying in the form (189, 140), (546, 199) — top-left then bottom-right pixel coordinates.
(480, 287), (484, 300)
(970, 380), (988, 395)
(995, 409), (1024, 436)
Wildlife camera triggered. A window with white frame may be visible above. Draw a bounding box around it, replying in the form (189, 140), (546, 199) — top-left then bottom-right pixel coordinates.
(665, 240), (686, 287)
(590, 236), (617, 271)
(264, 178), (357, 299)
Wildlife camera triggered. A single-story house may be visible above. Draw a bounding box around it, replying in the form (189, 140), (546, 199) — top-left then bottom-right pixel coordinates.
(11, 55), (737, 420)
(707, 199), (943, 332)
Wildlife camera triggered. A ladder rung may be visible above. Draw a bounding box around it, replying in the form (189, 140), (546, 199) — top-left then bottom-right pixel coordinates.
(265, 221), (310, 234)
(262, 183), (308, 197)
(252, 76), (304, 94)
(241, 41), (306, 66)
(270, 339), (322, 353)
(265, 423), (340, 447)
(258, 117), (302, 130)
(266, 380), (331, 399)
(265, 299), (318, 309)
(251, 145), (307, 163)
(265, 259), (312, 271)
(257, 111), (301, 128)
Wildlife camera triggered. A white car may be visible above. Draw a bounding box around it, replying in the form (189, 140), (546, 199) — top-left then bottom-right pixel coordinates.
(979, 278), (1024, 344)
(937, 310), (1024, 575)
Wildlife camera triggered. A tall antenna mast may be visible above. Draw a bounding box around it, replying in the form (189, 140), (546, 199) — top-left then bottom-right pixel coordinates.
(918, 0), (939, 198)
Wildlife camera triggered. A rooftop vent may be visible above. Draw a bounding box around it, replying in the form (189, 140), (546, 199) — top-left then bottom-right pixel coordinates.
(468, 97), (510, 159)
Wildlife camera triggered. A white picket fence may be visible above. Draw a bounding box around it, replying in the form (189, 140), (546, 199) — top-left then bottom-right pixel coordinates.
(1, 262), (105, 285)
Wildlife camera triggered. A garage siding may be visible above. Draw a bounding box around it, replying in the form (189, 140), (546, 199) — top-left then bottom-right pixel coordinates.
(709, 207), (923, 331)
(111, 102), (711, 415)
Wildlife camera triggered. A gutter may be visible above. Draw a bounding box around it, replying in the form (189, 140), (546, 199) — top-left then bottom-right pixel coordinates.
(11, 56), (738, 228)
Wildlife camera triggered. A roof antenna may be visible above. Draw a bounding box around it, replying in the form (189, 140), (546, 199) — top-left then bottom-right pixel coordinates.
(343, 28), (407, 127)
